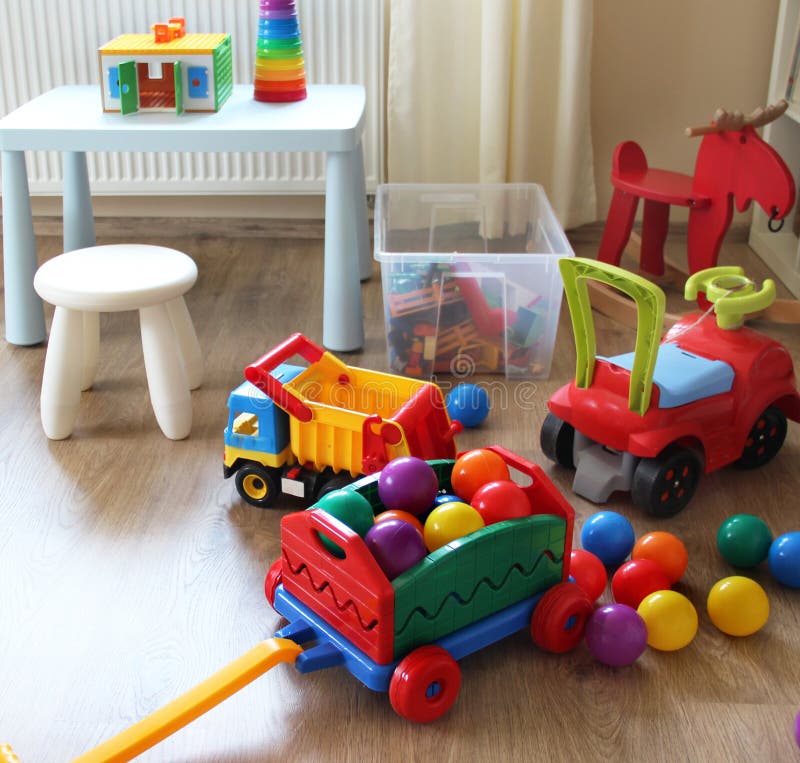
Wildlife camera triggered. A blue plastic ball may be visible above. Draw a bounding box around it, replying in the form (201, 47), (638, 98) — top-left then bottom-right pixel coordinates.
(580, 511), (636, 568)
(768, 531), (800, 588)
(445, 383), (490, 428)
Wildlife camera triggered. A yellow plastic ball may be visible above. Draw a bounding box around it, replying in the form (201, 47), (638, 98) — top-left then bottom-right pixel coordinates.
(707, 576), (769, 637)
(637, 590), (698, 651)
(423, 501), (485, 552)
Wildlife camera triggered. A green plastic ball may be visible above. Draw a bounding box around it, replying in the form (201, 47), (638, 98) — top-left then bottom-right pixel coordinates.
(312, 489), (374, 557)
(716, 514), (773, 569)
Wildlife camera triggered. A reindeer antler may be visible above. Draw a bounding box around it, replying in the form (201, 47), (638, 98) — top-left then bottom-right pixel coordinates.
(685, 100), (789, 137)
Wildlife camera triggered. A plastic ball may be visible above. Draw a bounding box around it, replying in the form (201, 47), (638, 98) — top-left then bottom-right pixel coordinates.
(580, 511), (636, 568)
(374, 509), (424, 536)
(434, 493), (462, 507)
(445, 383), (490, 427)
(450, 449), (510, 503)
(631, 531), (688, 584)
(377, 456), (439, 515)
(716, 514), (773, 568)
(612, 559), (672, 609)
(768, 531), (800, 588)
(470, 480), (531, 525)
(365, 519), (427, 580)
(706, 576), (769, 636)
(585, 603), (648, 667)
(569, 549), (608, 602)
(637, 590), (698, 651)
(423, 501), (485, 552)
(313, 489), (375, 557)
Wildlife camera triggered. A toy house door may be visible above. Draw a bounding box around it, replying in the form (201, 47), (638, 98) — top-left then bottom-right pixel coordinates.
(118, 61), (139, 115)
(174, 61), (184, 115)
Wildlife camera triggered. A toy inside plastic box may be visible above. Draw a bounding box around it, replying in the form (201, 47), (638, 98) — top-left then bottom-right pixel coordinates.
(374, 183), (574, 379)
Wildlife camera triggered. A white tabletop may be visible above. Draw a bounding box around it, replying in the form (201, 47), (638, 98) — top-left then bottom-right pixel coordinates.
(0, 84), (366, 153)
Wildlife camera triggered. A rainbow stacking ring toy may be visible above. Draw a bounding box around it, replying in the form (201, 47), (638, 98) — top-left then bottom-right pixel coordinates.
(254, 0), (307, 102)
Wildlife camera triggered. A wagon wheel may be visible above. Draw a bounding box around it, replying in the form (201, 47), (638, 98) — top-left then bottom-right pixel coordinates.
(264, 559), (283, 608)
(540, 412), (576, 469)
(388, 645), (462, 723)
(531, 582), (594, 653)
(734, 406), (787, 470)
(631, 446), (701, 518)
(235, 463), (281, 509)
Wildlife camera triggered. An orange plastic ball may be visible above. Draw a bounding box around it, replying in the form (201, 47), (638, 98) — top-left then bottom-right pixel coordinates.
(374, 509), (424, 536)
(450, 449), (510, 503)
(632, 531), (688, 584)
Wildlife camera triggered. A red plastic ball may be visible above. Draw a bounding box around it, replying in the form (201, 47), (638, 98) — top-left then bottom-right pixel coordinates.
(632, 531), (688, 584)
(450, 449), (510, 503)
(612, 558), (672, 609)
(470, 480), (531, 525)
(569, 549), (608, 602)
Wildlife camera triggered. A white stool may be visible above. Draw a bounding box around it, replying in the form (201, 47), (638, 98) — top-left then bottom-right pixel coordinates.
(33, 244), (203, 440)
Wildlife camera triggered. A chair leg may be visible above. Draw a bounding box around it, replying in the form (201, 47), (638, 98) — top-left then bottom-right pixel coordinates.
(139, 304), (192, 440)
(640, 200), (670, 276)
(41, 306), (84, 439)
(166, 297), (203, 390)
(597, 189), (639, 266)
(81, 312), (100, 391)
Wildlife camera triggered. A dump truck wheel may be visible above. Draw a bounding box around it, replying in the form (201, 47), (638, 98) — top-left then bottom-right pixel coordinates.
(235, 463), (280, 509)
(540, 413), (575, 469)
(314, 473), (354, 501)
(389, 645), (461, 723)
(264, 559), (283, 608)
(531, 582), (593, 653)
(734, 406), (787, 470)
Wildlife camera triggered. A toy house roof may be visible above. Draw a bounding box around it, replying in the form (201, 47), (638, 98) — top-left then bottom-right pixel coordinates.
(99, 33), (229, 56)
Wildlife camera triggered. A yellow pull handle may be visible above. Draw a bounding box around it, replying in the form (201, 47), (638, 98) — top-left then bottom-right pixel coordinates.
(72, 637), (302, 763)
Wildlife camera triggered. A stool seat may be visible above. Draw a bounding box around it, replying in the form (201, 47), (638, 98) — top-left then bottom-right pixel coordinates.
(34, 244), (198, 312)
(34, 244), (203, 440)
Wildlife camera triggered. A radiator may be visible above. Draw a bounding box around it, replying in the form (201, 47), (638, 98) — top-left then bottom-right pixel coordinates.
(0, 0), (384, 195)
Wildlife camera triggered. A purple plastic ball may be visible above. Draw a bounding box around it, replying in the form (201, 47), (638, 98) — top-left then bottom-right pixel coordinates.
(795, 709), (800, 749)
(365, 519), (427, 580)
(377, 456), (439, 515)
(585, 603), (648, 667)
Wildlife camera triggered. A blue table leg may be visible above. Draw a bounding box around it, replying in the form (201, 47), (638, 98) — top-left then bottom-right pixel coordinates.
(2, 150), (45, 345)
(353, 141), (372, 282)
(323, 149), (365, 352)
(62, 151), (96, 252)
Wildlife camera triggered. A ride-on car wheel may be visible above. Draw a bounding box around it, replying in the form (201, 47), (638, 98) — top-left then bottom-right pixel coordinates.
(389, 645), (461, 722)
(540, 413), (576, 469)
(235, 463), (280, 509)
(531, 582), (593, 653)
(734, 406), (787, 470)
(631, 446), (701, 518)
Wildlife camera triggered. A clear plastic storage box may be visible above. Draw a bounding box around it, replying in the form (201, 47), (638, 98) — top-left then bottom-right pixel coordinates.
(374, 183), (574, 379)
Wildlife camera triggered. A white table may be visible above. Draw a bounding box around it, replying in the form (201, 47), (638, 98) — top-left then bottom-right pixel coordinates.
(0, 84), (370, 351)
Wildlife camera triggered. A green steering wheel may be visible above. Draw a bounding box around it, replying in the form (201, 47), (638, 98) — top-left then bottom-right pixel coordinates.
(684, 266), (776, 329)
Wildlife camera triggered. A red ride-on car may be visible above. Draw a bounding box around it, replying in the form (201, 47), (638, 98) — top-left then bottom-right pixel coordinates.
(541, 258), (800, 517)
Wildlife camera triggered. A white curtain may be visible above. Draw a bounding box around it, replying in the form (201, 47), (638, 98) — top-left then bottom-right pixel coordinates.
(387, 0), (596, 229)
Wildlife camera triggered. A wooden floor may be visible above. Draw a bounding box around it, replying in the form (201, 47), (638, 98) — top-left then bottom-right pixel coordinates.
(1, 225), (799, 763)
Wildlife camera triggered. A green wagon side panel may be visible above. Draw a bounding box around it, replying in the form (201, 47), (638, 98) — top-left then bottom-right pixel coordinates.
(391, 514), (566, 658)
(213, 35), (234, 111)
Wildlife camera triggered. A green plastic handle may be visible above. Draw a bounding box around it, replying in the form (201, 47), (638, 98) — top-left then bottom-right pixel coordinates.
(684, 267), (776, 329)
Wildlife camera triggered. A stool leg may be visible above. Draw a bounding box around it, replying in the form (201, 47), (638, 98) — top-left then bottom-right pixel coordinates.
(41, 306), (84, 439)
(81, 312), (100, 391)
(139, 304), (192, 440)
(597, 189), (639, 266)
(166, 297), (203, 390)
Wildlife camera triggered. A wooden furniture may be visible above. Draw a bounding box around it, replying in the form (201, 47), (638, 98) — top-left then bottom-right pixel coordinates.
(33, 244), (202, 440)
(0, 84), (370, 352)
(749, 0), (800, 298)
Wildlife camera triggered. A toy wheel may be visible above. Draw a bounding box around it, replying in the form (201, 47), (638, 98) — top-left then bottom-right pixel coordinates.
(631, 446), (701, 518)
(264, 559), (283, 608)
(315, 473), (354, 500)
(389, 645), (461, 723)
(540, 413), (575, 469)
(235, 463), (280, 509)
(734, 406), (787, 470)
(531, 582), (593, 653)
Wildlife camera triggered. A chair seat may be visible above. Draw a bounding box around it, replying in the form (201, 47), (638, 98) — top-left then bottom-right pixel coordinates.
(612, 167), (712, 208)
(33, 244), (197, 312)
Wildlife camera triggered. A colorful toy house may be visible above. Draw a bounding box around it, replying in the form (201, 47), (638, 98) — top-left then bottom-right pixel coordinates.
(98, 18), (233, 115)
